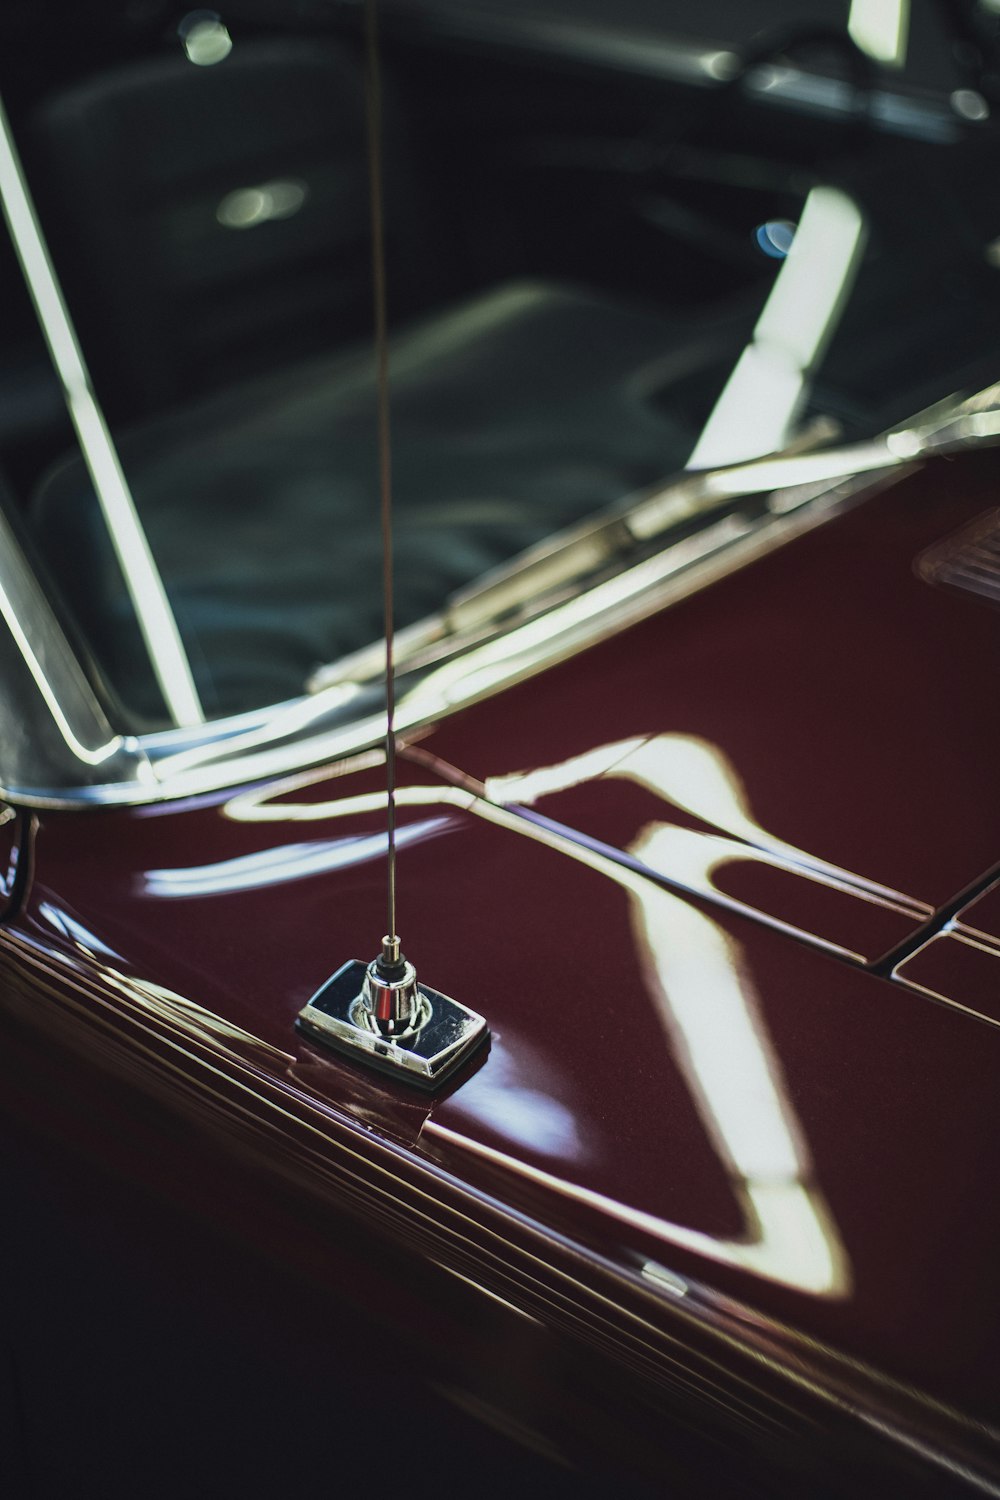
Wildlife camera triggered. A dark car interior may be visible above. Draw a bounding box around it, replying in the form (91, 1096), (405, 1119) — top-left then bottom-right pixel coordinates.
(3, 0), (1000, 726)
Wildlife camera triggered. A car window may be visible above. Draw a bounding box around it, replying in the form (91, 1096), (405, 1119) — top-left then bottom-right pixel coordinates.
(1, 1), (999, 741)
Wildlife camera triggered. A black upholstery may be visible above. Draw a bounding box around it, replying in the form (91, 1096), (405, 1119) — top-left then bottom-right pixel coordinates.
(32, 280), (749, 723)
(28, 40), (424, 422)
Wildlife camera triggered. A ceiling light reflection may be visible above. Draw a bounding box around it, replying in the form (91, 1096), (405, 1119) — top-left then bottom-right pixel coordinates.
(688, 188), (866, 468)
(217, 179), (307, 230)
(848, 0), (909, 66)
(453, 1037), (587, 1162)
(755, 219), (796, 259)
(179, 12), (233, 66)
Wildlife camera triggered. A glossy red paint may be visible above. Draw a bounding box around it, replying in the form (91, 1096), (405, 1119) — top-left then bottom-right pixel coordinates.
(6, 735), (1000, 1490)
(409, 453), (1000, 923)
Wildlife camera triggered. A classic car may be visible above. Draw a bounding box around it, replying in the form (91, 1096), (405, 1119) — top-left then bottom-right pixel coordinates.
(3, 1), (1000, 1495)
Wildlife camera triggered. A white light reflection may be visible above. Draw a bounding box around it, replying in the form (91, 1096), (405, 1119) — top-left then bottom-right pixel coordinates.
(0, 574), (123, 767)
(454, 1037), (587, 1162)
(226, 781), (473, 825)
(104, 968), (293, 1064)
(848, 0), (909, 67)
(485, 732), (927, 913)
(428, 799), (849, 1296)
(179, 12), (233, 67)
(142, 818), (449, 897)
(38, 901), (122, 959)
(217, 179), (308, 230)
(0, 95), (203, 727)
(951, 88), (990, 122)
(232, 773), (848, 1295)
(688, 188), (866, 469)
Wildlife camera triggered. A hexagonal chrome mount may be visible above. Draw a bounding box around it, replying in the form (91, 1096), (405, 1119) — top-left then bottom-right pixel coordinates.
(296, 944), (489, 1092)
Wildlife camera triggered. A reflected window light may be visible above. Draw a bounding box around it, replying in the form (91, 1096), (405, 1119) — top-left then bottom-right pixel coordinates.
(754, 219), (796, 259)
(848, 0), (909, 67)
(179, 11), (233, 67)
(687, 186), (866, 469)
(951, 89), (990, 122)
(217, 179), (308, 231)
(452, 1039), (587, 1161)
(701, 49), (740, 82)
(143, 818), (449, 897)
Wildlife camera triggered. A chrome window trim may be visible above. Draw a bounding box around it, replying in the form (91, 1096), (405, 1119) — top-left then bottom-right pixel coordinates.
(0, 91), (204, 728)
(0, 455), (913, 809)
(4, 378), (1000, 808)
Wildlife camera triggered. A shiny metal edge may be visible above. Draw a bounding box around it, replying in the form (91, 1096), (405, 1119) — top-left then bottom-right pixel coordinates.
(296, 958), (489, 1090)
(0, 460), (913, 807)
(0, 507), (153, 794)
(0, 90), (203, 727)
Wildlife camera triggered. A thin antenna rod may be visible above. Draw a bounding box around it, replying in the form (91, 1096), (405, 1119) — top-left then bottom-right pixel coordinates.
(365, 0), (398, 949)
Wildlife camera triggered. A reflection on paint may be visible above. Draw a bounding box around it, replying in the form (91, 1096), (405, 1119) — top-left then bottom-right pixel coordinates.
(142, 817), (450, 897)
(105, 970), (292, 1065)
(230, 771), (848, 1296)
(437, 803), (848, 1297)
(454, 1036), (588, 1163)
(624, 833), (844, 1292)
(35, 900), (290, 1064)
(486, 731), (928, 913)
(225, 780), (473, 824)
(38, 900), (123, 959)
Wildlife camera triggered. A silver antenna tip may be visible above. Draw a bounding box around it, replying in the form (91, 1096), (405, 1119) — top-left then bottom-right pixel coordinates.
(379, 933), (402, 968)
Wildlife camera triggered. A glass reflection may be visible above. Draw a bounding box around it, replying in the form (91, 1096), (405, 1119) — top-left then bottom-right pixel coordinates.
(688, 188), (866, 469)
(179, 12), (233, 67)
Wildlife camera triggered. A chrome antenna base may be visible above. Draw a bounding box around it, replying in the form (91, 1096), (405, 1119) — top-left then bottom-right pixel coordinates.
(361, 935), (422, 1039)
(296, 941), (489, 1092)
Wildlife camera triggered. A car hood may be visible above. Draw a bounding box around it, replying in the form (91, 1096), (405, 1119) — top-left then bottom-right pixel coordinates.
(7, 447), (1000, 1481)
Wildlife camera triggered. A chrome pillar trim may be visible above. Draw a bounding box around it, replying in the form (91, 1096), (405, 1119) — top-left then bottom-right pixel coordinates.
(0, 507), (151, 796)
(296, 959), (488, 1092)
(0, 91), (203, 727)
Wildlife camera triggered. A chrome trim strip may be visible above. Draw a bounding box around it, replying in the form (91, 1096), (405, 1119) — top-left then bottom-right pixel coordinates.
(0, 508), (152, 795)
(0, 92), (203, 727)
(1, 460), (911, 807)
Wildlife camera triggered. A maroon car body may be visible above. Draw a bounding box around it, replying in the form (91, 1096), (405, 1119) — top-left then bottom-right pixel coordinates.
(3, 4), (1000, 1498)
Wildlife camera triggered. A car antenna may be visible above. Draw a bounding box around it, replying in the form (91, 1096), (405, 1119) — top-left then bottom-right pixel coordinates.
(364, 0), (409, 1003)
(295, 0), (489, 1089)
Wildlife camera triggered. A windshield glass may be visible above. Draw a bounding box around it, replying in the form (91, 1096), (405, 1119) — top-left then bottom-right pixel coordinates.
(2, 0), (999, 733)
